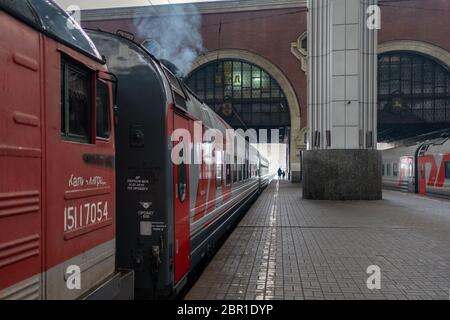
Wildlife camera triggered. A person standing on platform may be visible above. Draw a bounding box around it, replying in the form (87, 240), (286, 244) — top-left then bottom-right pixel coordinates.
(282, 171), (286, 180)
(278, 168), (282, 180)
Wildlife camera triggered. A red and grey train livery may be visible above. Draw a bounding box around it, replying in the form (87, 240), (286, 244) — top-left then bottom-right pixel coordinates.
(0, 1), (133, 299)
(0, 1), (271, 300)
(382, 134), (450, 198)
(86, 30), (272, 299)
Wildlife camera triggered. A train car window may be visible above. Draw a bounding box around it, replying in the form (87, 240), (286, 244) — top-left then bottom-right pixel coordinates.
(382, 164), (385, 176)
(233, 155), (238, 183)
(226, 164), (232, 186)
(408, 163), (413, 177)
(164, 68), (183, 92)
(96, 80), (110, 139)
(246, 160), (250, 180)
(393, 163), (398, 177)
(445, 161), (450, 179)
(29, 0), (101, 59)
(163, 68), (187, 109)
(216, 163), (223, 188)
(386, 163), (392, 176)
(61, 59), (92, 143)
(216, 151), (223, 188)
(178, 148), (187, 203)
(0, 0), (40, 26)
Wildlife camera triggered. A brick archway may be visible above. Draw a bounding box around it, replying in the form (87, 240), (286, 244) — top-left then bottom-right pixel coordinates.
(189, 49), (302, 182)
(379, 40), (450, 69)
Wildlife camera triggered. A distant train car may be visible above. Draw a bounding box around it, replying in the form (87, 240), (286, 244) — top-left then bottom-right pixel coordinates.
(0, 1), (132, 299)
(87, 29), (272, 299)
(382, 145), (417, 192)
(382, 136), (450, 198)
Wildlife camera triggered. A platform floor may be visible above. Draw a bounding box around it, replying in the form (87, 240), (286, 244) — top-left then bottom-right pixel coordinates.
(185, 180), (450, 300)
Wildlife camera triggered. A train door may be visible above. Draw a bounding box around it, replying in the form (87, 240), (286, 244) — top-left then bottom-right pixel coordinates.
(418, 157), (427, 195)
(418, 155), (438, 195)
(416, 145), (427, 194)
(173, 113), (191, 284)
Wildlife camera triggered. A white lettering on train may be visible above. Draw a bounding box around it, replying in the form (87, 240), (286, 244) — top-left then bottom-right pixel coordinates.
(64, 201), (109, 232)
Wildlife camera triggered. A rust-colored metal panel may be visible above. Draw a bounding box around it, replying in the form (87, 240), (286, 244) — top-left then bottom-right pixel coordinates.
(0, 11), (43, 296)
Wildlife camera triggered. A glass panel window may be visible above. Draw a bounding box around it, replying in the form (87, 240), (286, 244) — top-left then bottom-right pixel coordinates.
(178, 147), (187, 203)
(242, 64), (251, 88)
(216, 151), (223, 188)
(393, 163), (398, 177)
(185, 59), (290, 128)
(0, 0), (40, 26)
(30, 0), (101, 59)
(96, 80), (110, 139)
(233, 155), (238, 183)
(378, 52), (450, 124)
(380, 81), (389, 95)
(226, 163), (232, 185)
(61, 59), (92, 143)
(224, 61), (233, 85)
(445, 161), (450, 179)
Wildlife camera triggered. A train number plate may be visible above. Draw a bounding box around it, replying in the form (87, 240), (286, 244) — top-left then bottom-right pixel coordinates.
(64, 201), (109, 232)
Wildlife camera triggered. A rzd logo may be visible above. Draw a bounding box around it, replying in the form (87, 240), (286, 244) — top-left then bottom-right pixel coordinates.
(66, 265), (81, 290)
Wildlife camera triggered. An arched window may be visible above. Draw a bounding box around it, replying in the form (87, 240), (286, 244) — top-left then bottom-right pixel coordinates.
(185, 59), (290, 129)
(378, 51), (450, 123)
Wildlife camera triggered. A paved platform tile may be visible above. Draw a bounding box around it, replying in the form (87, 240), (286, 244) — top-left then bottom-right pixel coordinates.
(185, 180), (450, 300)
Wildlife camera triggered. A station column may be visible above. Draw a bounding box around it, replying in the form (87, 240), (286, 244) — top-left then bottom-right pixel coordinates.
(303, 0), (382, 200)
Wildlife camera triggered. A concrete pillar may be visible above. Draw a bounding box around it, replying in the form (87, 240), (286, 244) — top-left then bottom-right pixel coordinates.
(303, 0), (382, 200)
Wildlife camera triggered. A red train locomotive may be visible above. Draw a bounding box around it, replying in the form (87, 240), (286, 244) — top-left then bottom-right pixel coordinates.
(0, 1), (271, 300)
(0, 0), (133, 299)
(87, 29), (271, 299)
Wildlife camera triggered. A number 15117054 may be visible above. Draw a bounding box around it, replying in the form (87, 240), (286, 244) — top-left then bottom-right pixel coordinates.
(64, 201), (109, 232)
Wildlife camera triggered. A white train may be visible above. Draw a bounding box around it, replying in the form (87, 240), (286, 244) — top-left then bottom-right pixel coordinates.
(382, 135), (450, 198)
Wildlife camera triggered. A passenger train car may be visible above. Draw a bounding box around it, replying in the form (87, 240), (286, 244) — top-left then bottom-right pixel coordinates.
(87, 30), (272, 299)
(0, 0), (133, 299)
(382, 135), (450, 198)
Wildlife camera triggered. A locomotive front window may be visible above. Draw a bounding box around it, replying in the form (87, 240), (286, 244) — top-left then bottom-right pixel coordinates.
(96, 80), (111, 139)
(0, 0), (40, 26)
(29, 0), (101, 59)
(61, 59), (92, 143)
(445, 161), (450, 179)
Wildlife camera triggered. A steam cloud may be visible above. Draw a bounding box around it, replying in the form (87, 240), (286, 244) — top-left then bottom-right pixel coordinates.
(134, 4), (203, 77)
